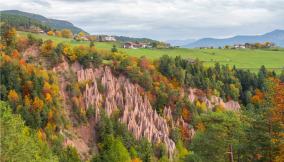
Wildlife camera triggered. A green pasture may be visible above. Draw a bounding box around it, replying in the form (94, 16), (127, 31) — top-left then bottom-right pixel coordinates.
(18, 31), (117, 49)
(121, 48), (284, 72)
(18, 31), (284, 72)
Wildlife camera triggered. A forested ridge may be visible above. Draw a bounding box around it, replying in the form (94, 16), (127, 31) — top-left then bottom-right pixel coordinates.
(0, 24), (283, 162)
(0, 10), (86, 34)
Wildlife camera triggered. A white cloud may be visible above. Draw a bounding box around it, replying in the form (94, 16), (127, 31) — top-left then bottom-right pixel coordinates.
(0, 0), (283, 40)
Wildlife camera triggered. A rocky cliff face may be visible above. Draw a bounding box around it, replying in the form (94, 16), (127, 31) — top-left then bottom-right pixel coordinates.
(188, 88), (240, 111)
(77, 66), (176, 158)
(58, 63), (240, 159)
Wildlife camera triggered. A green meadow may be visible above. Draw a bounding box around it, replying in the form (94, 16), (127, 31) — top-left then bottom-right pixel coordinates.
(18, 31), (119, 49)
(19, 31), (284, 72)
(122, 48), (284, 72)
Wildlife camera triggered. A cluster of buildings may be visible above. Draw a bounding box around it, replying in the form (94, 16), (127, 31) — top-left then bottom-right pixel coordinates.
(25, 25), (45, 34)
(33, 28), (172, 49)
(232, 42), (275, 49)
(74, 35), (116, 42)
(232, 44), (246, 49)
(96, 35), (116, 42)
(122, 42), (152, 49)
(199, 42), (275, 49)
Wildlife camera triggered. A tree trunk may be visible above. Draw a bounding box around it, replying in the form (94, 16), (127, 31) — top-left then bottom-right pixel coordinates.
(229, 144), (234, 162)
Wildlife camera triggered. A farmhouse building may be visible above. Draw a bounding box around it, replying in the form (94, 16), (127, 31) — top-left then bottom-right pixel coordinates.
(234, 44), (246, 49)
(29, 25), (45, 34)
(123, 42), (151, 49)
(97, 35), (116, 42)
(123, 42), (137, 48)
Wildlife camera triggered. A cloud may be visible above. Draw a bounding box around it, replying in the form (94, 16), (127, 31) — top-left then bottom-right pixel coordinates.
(0, 0), (283, 40)
(30, 0), (51, 7)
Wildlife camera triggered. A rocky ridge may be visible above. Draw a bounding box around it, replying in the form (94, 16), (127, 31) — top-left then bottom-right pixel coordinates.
(188, 88), (240, 111)
(53, 59), (241, 159)
(77, 66), (176, 158)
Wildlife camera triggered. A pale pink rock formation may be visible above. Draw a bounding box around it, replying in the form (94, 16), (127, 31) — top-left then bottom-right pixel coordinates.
(77, 67), (176, 158)
(176, 117), (195, 140)
(224, 100), (241, 111)
(188, 88), (240, 111)
(164, 106), (173, 122)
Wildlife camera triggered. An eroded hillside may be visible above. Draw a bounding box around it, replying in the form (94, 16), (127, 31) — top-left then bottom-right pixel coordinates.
(1, 28), (283, 162)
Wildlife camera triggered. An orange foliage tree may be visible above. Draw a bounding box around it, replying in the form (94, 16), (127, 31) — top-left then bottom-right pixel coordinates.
(251, 89), (264, 105)
(41, 40), (55, 55)
(8, 90), (19, 104)
(61, 29), (73, 38)
(47, 31), (55, 36)
(33, 96), (44, 110)
(182, 107), (191, 122)
(55, 30), (62, 37)
(270, 79), (284, 160)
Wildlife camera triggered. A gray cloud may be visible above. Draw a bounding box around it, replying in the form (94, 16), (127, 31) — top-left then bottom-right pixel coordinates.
(0, 0), (283, 40)
(30, 0), (51, 7)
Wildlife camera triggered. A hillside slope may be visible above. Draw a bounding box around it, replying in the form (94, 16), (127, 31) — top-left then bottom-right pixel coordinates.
(1, 18), (284, 162)
(184, 29), (284, 48)
(0, 10), (86, 34)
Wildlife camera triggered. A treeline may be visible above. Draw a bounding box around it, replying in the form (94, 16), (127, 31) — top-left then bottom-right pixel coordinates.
(115, 35), (156, 43)
(0, 13), (51, 32)
(158, 55), (279, 104)
(0, 27), (83, 162)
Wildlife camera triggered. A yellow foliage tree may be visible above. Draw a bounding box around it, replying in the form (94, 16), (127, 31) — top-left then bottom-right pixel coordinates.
(78, 31), (86, 37)
(51, 84), (59, 96)
(37, 129), (46, 141)
(43, 81), (51, 94)
(196, 122), (205, 132)
(214, 105), (225, 112)
(4, 27), (16, 46)
(24, 95), (32, 107)
(182, 107), (190, 122)
(8, 90), (19, 103)
(47, 31), (54, 36)
(55, 31), (62, 37)
(48, 110), (53, 121)
(61, 44), (77, 61)
(33, 97), (44, 110)
(45, 93), (52, 103)
(61, 29), (73, 38)
(2, 53), (11, 62)
(41, 40), (55, 55)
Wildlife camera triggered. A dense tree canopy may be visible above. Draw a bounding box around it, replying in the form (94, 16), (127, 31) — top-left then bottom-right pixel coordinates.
(0, 101), (58, 162)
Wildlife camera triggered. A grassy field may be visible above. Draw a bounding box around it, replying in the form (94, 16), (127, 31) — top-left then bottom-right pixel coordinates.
(122, 48), (284, 72)
(18, 31), (118, 49)
(19, 31), (284, 72)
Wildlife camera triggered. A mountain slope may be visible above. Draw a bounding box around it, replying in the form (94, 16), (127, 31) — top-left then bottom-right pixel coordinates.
(0, 10), (86, 34)
(166, 39), (196, 46)
(115, 36), (157, 43)
(184, 29), (284, 48)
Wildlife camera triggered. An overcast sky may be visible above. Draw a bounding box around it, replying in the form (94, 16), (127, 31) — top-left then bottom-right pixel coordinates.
(1, 0), (283, 40)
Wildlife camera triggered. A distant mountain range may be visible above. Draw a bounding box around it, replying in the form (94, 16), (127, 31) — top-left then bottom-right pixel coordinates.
(183, 30), (284, 48)
(166, 39), (196, 46)
(0, 10), (86, 34)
